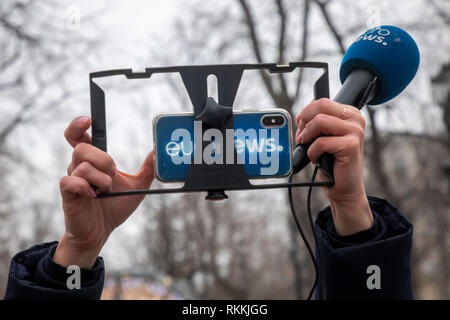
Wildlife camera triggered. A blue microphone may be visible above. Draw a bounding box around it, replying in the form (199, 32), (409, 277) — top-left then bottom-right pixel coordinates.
(338, 25), (420, 105)
(292, 25), (420, 175)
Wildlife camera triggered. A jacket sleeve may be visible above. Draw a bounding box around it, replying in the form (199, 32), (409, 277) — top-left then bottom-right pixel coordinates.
(3, 241), (105, 300)
(315, 196), (413, 300)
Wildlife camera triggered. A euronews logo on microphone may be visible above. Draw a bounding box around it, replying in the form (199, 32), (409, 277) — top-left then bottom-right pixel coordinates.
(340, 25), (420, 105)
(355, 27), (392, 46)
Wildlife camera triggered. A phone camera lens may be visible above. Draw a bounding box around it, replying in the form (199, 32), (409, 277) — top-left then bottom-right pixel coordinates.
(262, 114), (285, 127)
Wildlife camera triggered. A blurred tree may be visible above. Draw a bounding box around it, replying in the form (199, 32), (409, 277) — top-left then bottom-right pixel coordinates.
(431, 61), (450, 298)
(141, 0), (450, 299)
(0, 0), (104, 295)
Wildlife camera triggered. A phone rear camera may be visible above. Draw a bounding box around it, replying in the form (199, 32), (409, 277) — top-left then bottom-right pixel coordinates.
(262, 114), (285, 127)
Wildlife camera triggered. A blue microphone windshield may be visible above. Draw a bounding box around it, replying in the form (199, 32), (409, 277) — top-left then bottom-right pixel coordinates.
(339, 25), (420, 105)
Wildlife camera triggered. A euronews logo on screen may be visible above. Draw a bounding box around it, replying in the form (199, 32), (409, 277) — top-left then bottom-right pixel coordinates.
(165, 121), (282, 175)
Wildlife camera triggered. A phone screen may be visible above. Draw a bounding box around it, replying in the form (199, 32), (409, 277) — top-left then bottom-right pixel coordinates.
(153, 110), (292, 181)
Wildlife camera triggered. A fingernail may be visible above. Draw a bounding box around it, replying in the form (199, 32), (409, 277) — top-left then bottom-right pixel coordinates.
(296, 132), (304, 144)
(89, 188), (97, 198)
(295, 128), (301, 140)
(298, 119), (305, 130)
(110, 166), (117, 177)
(78, 117), (90, 125)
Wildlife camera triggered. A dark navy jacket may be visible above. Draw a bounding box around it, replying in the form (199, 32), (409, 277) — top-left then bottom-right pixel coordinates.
(3, 196), (413, 300)
(315, 196), (413, 299)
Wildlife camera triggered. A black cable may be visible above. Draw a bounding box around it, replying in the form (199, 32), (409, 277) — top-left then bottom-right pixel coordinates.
(306, 165), (327, 299)
(96, 179), (333, 198)
(101, 161), (330, 299)
(288, 171), (319, 300)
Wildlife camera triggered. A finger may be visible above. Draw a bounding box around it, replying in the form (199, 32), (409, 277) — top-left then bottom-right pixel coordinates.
(72, 161), (113, 192)
(296, 115), (306, 135)
(307, 135), (361, 164)
(65, 116), (92, 148)
(295, 113), (301, 126)
(297, 113), (364, 144)
(296, 98), (314, 126)
(295, 128), (302, 142)
(60, 175), (97, 201)
(136, 150), (155, 188)
(300, 98), (363, 126)
(67, 162), (75, 176)
(72, 143), (116, 176)
(118, 150), (155, 189)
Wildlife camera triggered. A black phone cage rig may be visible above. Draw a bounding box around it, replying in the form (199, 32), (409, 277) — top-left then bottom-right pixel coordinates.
(89, 62), (334, 200)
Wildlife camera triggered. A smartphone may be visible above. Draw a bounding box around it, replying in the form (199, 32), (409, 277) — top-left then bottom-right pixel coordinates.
(153, 109), (292, 182)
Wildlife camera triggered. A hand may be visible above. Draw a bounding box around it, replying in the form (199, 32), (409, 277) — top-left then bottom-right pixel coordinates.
(295, 98), (373, 236)
(54, 116), (154, 268)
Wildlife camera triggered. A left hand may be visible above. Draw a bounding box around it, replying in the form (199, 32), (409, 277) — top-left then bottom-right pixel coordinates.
(54, 116), (155, 269)
(295, 98), (373, 236)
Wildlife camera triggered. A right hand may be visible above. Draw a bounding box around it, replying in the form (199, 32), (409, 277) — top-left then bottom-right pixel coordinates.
(54, 116), (155, 269)
(295, 98), (372, 236)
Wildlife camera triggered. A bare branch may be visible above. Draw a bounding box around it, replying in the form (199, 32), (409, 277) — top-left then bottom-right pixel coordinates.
(0, 42), (21, 73)
(365, 106), (401, 205)
(275, 0), (289, 98)
(0, 16), (38, 44)
(236, 0), (277, 100)
(275, 0), (287, 64)
(0, 75), (23, 91)
(294, 0), (311, 101)
(314, 0), (346, 54)
(0, 64), (70, 147)
(429, 0), (450, 25)
(236, 0), (264, 62)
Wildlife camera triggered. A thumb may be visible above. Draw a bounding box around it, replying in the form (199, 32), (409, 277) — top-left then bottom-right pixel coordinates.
(133, 150), (155, 189)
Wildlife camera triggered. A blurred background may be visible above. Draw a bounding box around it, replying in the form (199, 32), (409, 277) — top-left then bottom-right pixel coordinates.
(0, 0), (449, 299)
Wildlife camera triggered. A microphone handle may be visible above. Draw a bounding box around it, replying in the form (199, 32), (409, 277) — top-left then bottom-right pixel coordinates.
(292, 69), (378, 177)
(334, 69), (378, 108)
